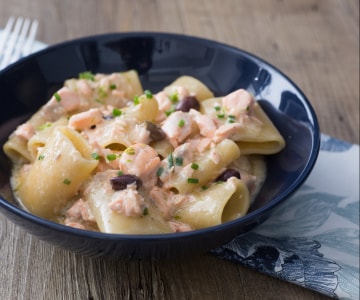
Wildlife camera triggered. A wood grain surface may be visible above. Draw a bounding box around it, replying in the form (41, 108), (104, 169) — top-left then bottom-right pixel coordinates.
(0, 1), (358, 299)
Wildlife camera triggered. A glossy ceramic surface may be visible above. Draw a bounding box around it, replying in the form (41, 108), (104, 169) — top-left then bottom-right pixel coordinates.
(0, 33), (320, 259)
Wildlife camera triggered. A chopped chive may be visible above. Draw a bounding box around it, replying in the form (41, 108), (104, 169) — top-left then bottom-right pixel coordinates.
(38, 154), (45, 160)
(112, 108), (122, 117)
(175, 157), (183, 166)
(54, 92), (61, 102)
(117, 170), (124, 176)
(217, 114), (225, 119)
(169, 93), (179, 103)
(37, 122), (52, 130)
(214, 105), (221, 111)
(79, 71), (95, 81)
(106, 153), (117, 161)
(228, 115), (236, 123)
(143, 207), (149, 216)
(201, 185), (209, 190)
(168, 153), (174, 168)
(187, 178), (199, 184)
(63, 178), (71, 185)
(97, 87), (108, 98)
(133, 95), (140, 105)
(125, 147), (135, 155)
(109, 83), (117, 90)
(191, 163), (199, 170)
(165, 108), (175, 116)
(144, 89), (153, 99)
(91, 152), (101, 160)
(178, 119), (185, 128)
(156, 167), (164, 177)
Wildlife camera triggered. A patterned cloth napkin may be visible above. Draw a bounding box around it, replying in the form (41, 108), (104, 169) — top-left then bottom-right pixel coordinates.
(212, 134), (359, 299)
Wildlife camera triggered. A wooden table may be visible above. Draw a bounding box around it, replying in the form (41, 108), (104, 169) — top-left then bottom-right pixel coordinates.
(0, 1), (358, 299)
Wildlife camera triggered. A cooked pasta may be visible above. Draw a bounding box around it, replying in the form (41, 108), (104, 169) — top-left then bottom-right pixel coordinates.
(3, 71), (285, 233)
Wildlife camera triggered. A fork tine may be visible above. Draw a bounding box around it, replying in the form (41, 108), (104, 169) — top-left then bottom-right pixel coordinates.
(0, 17), (15, 56)
(9, 18), (31, 64)
(0, 17), (39, 70)
(0, 17), (24, 69)
(22, 19), (39, 56)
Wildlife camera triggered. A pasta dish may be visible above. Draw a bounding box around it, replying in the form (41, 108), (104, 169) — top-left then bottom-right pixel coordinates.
(3, 71), (285, 234)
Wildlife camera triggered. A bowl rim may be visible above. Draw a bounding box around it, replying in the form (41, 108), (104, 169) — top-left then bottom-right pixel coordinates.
(0, 31), (321, 241)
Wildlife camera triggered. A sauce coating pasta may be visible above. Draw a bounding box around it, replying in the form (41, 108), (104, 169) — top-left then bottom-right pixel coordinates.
(3, 71), (285, 234)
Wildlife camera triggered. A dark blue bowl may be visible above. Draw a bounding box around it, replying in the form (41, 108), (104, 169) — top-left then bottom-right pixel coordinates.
(0, 32), (320, 259)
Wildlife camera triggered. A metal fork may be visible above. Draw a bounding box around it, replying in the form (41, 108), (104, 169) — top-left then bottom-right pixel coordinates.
(0, 17), (39, 70)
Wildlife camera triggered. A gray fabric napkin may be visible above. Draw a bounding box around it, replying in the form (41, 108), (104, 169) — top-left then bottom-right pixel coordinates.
(212, 134), (359, 299)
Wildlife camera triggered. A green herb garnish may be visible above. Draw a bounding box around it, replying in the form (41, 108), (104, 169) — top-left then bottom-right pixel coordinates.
(112, 108), (122, 117)
(91, 152), (101, 160)
(187, 178), (199, 184)
(191, 163), (199, 170)
(106, 153), (117, 161)
(156, 167), (164, 177)
(144, 90), (153, 99)
(125, 147), (135, 155)
(37, 122), (52, 130)
(178, 119), (185, 128)
(63, 178), (71, 185)
(54, 92), (61, 102)
(175, 157), (183, 166)
(169, 93), (179, 103)
(79, 71), (95, 81)
(168, 153), (174, 168)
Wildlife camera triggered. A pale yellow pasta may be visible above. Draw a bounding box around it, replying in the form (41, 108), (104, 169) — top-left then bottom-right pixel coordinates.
(95, 118), (148, 150)
(116, 69), (144, 100)
(122, 94), (159, 122)
(201, 98), (285, 154)
(3, 135), (31, 162)
(150, 139), (174, 159)
(236, 103), (285, 154)
(85, 171), (172, 234)
(161, 139), (240, 194)
(27, 118), (68, 161)
(175, 177), (250, 229)
(15, 126), (98, 219)
(163, 75), (214, 101)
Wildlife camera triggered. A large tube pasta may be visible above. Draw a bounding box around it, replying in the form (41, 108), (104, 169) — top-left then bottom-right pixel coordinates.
(163, 75), (214, 101)
(85, 171), (172, 234)
(3, 135), (31, 163)
(235, 103), (286, 154)
(95, 118), (149, 150)
(175, 177), (250, 229)
(27, 118), (68, 161)
(15, 126), (98, 219)
(201, 97), (285, 154)
(161, 139), (240, 194)
(122, 93), (159, 122)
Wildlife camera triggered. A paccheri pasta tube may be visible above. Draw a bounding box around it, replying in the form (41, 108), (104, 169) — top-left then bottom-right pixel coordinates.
(3, 71), (285, 233)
